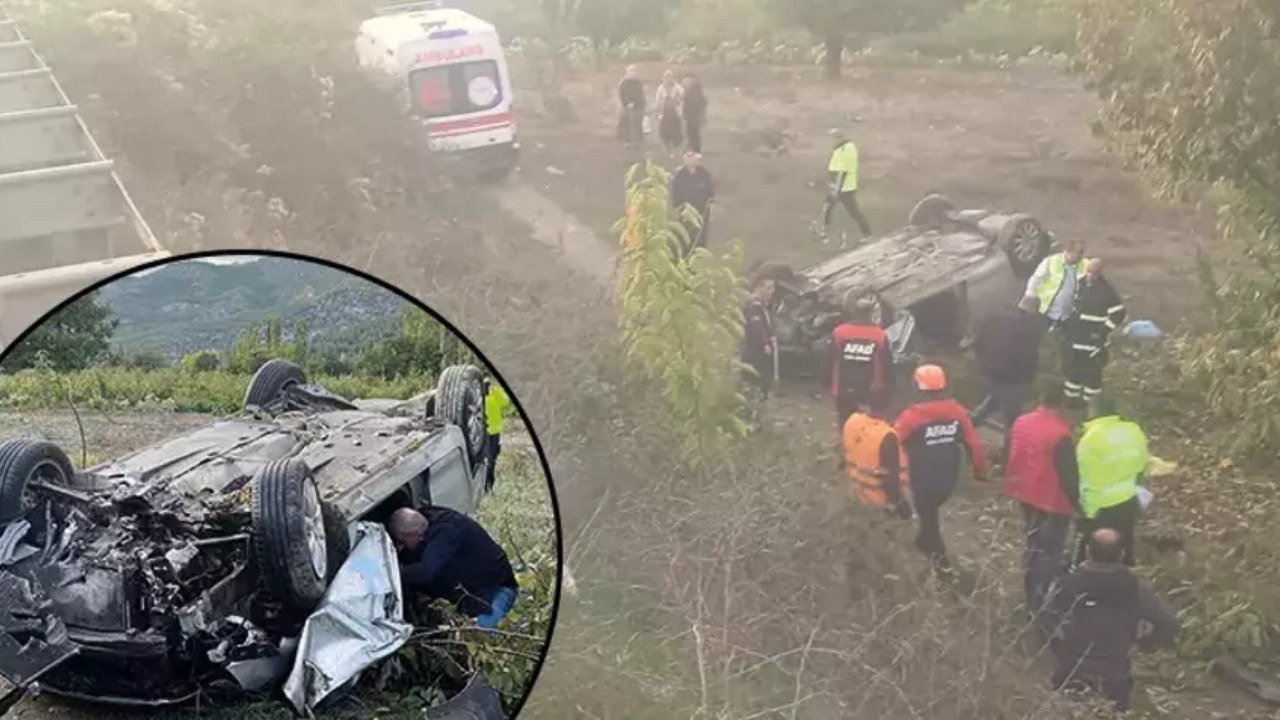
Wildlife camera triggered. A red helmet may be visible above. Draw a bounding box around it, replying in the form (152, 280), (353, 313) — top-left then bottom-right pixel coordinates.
(914, 364), (947, 392)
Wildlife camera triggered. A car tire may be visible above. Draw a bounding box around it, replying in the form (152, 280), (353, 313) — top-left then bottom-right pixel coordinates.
(0, 439), (76, 524)
(908, 193), (957, 227)
(244, 359), (307, 410)
(252, 459), (331, 613)
(425, 672), (506, 720)
(999, 214), (1051, 279)
(435, 365), (488, 474)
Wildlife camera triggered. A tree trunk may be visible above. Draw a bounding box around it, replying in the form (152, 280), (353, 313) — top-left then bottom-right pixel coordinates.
(822, 34), (844, 80)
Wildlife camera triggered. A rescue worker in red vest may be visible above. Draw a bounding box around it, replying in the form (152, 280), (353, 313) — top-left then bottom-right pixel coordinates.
(843, 392), (912, 520)
(1072, 397), (1149, 568)
(830, 295), (894, 432)
(894, 365), (988, 578)
(1062, 258), (1127, 407)
(1003, 384), (1080, 640)
(1048, 528), (1178, 712)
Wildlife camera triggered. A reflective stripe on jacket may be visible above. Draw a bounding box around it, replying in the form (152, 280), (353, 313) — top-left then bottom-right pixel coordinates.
(1077, 415), (1148, 518)
(1033, 253), (1087, 316)
(1004, 407), (1074, 515)
(827, 142), (860, 192)
(485, 384), (510, 435)
(842, 413), (904, 507)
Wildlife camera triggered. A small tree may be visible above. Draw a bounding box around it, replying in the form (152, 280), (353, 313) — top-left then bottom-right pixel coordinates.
(1077, 0), (1280, 455)
(615, 162), (748, 463)
(182, 350), (222, 373)
(2, 292), (116, 372)
(773, 0), (973, 79)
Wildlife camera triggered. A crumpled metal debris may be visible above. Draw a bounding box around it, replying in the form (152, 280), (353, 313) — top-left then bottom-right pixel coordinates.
(0, 521), (36, 567)
(282, 522), (412, 715)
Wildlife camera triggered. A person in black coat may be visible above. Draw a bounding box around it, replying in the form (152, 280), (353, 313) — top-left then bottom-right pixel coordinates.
(389, 506), (519, 629)
(681, 74), (708, 154)
(617, 65), (646, 149)
(671, 151), (715, 255)
(1048, 528), (1178, 712)
(971, 294), (1046, 461)
(1063, 258), (1127, 407)
(740, 276), (777, 413)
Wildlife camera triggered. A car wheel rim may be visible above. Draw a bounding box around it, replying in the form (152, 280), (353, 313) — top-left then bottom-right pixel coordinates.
(1013, 221), (1042, 262)
(468, 387), (487, 459)
(302, 479), (327, 580)
(23, 459), (68, 512)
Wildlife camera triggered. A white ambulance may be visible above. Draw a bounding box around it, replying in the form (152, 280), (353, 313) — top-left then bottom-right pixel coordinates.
(357, 2), (518, 175)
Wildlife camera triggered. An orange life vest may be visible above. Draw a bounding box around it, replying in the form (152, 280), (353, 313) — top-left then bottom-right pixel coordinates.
(842, 413), (909, 507)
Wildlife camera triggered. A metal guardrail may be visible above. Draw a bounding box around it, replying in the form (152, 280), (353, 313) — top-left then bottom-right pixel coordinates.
(0, 5), (169, 350)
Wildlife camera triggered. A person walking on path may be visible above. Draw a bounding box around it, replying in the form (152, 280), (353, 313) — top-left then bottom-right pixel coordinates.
(670, 150), (715, 254)
(1003, 385), (1079, 641)
(1072, 397), (1149, 568)
(1048, 528), (1179, 712)
(894, 365), (988, 579)
(655, 70), (684, 156)
(971, 294), (1045, 462)
(1062, 258), (1127, 407)
(830, 295), (894, 433)
(820, 129), (872, 245)
(1025, 239), (1088, 331)
(740, 276), (777, 420)
(843, 392), (912, 520)
(483, 378), (510, 495)
(617, 65), (646, 149)
(681, 73), (708, 154)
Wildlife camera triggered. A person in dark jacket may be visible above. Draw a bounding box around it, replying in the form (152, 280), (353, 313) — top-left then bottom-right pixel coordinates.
(830, 295), (894, 432)
(1003, 385), (1079, 641)
(1048, 528), (1178, 712)
(740, 276), (777, 411)
(671, 151), (715, 254)
(389, 506), (518, 629)
(681, 73), (708, 154)
(971, 294), (1045, 462)
(1063, 259), (1126, 407)
(617, 65), (646, 149)
(894, 364), (988, 579)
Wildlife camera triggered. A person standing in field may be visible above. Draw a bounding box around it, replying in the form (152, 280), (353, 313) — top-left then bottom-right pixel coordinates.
(1048, 528), (1178, 712)
(740, 276), (777, 417)
(971, 294), (1045, 463)
(894, 365), (988, 580)
(843, 392), (912, 520)
(670, 150), (716, 255)
(617, 65), (646, 149)
(1003, 384), (1079, 640)
(655, 70), (685, 157)
(1072, 397), (1148, 568)
(820, 128), (872, 245)
(483, 377), (510, 495)
(830, 295), (894, 432)
(681, 73), (708, 154)
(1062, 258), (1127, 407)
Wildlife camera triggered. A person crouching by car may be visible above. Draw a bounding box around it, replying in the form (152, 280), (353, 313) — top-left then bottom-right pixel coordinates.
(389, 507), (518, 629)
(830, 295), (894, 432)
(740, 276), (777, 421)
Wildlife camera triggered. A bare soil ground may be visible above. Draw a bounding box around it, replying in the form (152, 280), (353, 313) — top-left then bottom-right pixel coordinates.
(514, 63), (1215, 327)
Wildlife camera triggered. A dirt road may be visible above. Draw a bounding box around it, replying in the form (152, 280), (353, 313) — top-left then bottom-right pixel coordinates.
(513, 62), (1215, 328)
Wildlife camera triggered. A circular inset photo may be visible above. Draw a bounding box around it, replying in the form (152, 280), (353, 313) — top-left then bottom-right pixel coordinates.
(0, 251), (562, 720)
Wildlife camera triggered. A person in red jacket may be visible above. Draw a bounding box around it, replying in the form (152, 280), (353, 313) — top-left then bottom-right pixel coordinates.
(830, 296), (894, 431)
(895, 364), (988, 579)
(1003, 384), (1080, 641)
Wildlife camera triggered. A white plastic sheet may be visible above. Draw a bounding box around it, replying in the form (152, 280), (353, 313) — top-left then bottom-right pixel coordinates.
(282, 522), (413, 715)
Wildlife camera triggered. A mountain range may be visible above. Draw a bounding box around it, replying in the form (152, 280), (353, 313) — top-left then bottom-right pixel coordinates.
(99, 256), (410, 359)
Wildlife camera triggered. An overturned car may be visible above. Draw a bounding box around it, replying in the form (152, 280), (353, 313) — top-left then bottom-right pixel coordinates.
(0, 360), (497, 712)
(760, 193), (1056, 380)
